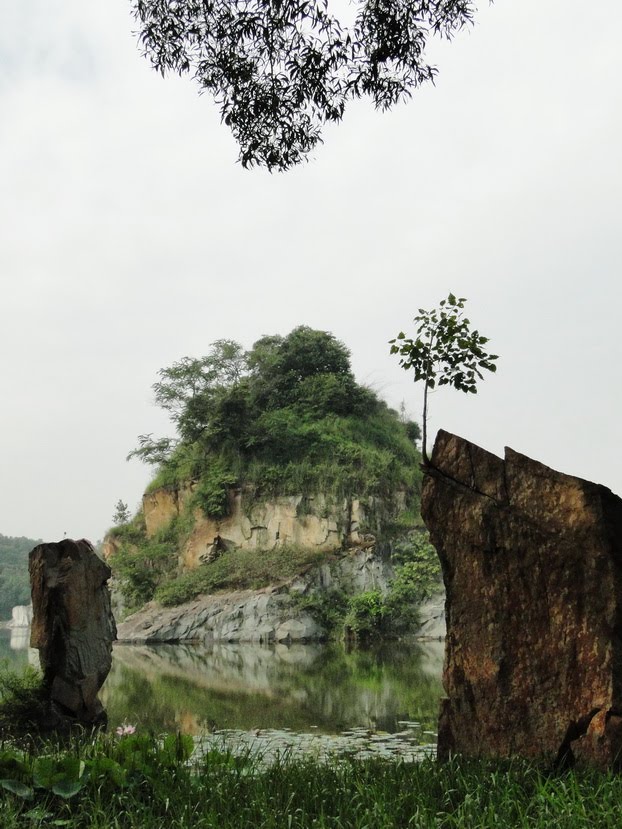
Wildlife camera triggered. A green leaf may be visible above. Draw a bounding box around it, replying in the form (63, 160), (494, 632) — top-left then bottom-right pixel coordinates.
(1, 778), (34, 799)
(52, 779), (85, 799)
(32, 757), (57, 789)
(24, 807), (54, 821)
(88, 757), (127, 786)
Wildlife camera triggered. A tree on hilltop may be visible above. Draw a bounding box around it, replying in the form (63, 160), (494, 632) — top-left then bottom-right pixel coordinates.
(128, 325), (422, 517)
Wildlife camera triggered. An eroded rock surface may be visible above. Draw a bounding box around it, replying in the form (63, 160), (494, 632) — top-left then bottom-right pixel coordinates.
(29, 539), (117, 724)
(116, 547), (397, 643)
(422, 430), (622, 769)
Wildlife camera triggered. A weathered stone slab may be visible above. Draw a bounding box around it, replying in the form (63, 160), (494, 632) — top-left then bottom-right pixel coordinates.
(29, 539), (117, 724)
(422, 430), (622, 769)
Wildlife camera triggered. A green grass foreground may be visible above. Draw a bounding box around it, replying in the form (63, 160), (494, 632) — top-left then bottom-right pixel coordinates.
(1, 733), (622, 828)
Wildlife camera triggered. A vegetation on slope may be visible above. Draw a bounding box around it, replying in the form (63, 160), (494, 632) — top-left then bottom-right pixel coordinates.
(0, 534), (41, 620)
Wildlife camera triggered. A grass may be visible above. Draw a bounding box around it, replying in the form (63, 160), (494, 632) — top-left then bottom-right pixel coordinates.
(0, 662), (49, 744)
(155, 544), (333, 606)
(1, 731), (622, 828)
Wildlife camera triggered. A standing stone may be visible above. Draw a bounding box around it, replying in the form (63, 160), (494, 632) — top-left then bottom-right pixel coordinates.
(422, 430), (622, 769)
(29, 539), (117, 724)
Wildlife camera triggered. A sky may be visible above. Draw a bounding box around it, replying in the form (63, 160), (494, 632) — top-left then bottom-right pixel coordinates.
(1, 0), (621, 543)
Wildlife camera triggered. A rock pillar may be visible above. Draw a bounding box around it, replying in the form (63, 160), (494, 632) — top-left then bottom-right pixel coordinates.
(421, 430), (622, 769)
(29, 539), (117, 724)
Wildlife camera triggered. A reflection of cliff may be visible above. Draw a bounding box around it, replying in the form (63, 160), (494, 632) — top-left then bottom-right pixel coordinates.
(102, 641), (443, 735)
(111, 641), (323, 696)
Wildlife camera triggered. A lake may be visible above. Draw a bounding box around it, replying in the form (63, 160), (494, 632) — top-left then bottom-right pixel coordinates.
(0, 628), (444, 755)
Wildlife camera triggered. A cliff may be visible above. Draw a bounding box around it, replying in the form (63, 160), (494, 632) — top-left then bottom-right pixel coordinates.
(108, 486), (443, 644)
(115, 546), (401, 643)
(104, 486), (397, 570)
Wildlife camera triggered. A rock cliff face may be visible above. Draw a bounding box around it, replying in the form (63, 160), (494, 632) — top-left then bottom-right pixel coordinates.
(135, 487), (391, 571)
(422, 431), (622, 769)
(116, 547), (396, 643)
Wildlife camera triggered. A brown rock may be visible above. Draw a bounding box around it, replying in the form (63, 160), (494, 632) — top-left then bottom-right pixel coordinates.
(29, 539), (117, 724)
(422, 430), (622, 769)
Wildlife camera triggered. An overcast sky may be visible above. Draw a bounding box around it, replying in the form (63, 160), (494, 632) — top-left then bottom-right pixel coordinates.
(1, 0), (620, 543)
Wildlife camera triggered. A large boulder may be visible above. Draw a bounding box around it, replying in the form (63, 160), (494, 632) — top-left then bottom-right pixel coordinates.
(422, 430), (622, 769)
(29, 539), (117, 724)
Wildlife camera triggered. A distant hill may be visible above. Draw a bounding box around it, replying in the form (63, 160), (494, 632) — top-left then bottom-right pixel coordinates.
(0, 534), (40, 620)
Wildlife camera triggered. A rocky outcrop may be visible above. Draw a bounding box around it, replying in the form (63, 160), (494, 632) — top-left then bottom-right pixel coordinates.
(422, 430), (622, 769)
(29, 539), (117, 724)
(116, 587), (323, 644)
(117, 547), (397, 643)
(137, 487), (396, 571)
(8, 604), (32, 628)
(414, 593), (445, 640)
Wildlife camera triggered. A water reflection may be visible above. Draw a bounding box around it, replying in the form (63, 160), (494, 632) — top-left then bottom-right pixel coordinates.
(1, 628), (443, 737)
(8, 627), (30, 651)
(0, 627), (38, 669)
(102, 640), (444, 735)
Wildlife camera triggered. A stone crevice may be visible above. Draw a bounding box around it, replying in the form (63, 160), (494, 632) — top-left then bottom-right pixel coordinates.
(554, 707), (602, 771)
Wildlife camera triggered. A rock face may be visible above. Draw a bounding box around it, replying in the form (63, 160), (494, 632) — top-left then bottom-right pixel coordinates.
(414, 593), (446, 640)
(422, 431), (622, 768)
(117, 547), (396, 643)
(29, 539), (117, 724)
(116, 587), (323, 644)
(131, 487), (396, 571)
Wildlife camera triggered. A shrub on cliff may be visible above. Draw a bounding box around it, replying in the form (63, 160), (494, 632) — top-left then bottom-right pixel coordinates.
(341, 531), (442, 641)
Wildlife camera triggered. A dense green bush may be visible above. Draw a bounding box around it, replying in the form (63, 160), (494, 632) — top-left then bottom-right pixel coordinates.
(0, 663), (46, 741)
(111, 514), (193, 612)
(128, 327), (422, 518)
(190, 462), (237, 519)
(338, 531), (442, 640)
(343, 590), (386, 638)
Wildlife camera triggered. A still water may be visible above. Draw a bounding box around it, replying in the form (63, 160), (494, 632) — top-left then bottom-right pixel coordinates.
(0, 628), (443, 737)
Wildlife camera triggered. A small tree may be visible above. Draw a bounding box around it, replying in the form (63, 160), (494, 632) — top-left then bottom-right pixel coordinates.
(389, 293), (498, 465)
(112, 500), (132, 526)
